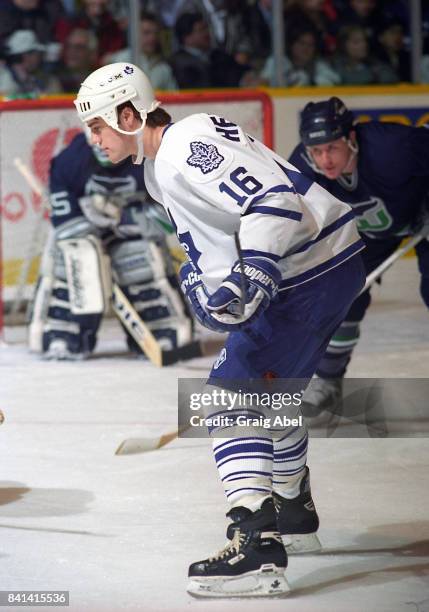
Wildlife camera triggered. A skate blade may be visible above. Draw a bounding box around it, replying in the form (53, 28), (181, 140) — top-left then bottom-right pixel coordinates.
(282, 533), (321, 554)
(187, 567), (290, 598)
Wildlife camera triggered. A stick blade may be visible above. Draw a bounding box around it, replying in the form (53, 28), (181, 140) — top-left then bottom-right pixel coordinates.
(115, 437), (161, 455)
(115, 428), (182, 455)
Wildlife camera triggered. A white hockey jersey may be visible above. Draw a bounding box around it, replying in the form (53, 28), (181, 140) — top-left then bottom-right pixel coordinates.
(144, 113), (364, 294)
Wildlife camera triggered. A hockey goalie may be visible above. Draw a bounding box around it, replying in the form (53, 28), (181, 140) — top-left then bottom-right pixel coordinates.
(29, 130), (195, 361)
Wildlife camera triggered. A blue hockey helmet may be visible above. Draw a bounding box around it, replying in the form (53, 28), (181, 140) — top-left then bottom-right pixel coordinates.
(299, 97), (355, 147)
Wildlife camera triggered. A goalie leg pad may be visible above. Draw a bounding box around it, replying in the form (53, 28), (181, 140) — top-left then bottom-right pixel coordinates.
(109, 237), (169, 286)
(57, 235), (111, 315)
(41, 278), (102, 358)
(111, 239), (194, 352)
(29, 236), (104, 358)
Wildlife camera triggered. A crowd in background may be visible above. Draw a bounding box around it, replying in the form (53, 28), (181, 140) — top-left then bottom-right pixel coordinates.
(0, 0), (428, 98)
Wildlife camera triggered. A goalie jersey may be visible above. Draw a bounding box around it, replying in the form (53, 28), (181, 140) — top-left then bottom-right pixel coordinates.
(49, 132), (148, 228)
(144, 113), (364, 293)
(289, 121), (429, 239)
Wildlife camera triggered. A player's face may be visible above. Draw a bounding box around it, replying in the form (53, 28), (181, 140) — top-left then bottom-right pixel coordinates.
(87, 118), (133, 163)
(307, 138), (352, 179)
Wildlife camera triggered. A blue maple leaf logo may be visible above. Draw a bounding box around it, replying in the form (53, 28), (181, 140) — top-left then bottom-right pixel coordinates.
(186, 141), (224, 174)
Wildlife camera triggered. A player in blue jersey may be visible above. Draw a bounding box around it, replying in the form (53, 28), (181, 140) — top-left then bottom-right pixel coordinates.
(73, 63), (366, 597)
(29, 131), (194, 360)
(288, 97), (429, 415)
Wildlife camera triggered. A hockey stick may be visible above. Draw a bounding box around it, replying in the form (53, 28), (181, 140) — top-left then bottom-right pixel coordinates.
(117, 230), (429, 452)
(12, 158), (51, 316)
(234, 231), (246, 315)
(111, 283), (163, 367)
(112, 284), (224, 366)
(359, 232), (427, 295)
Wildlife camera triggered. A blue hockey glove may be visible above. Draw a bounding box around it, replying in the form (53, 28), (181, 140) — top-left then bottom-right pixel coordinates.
(206, 257), (281, 330)
(179, 261), (220, 332)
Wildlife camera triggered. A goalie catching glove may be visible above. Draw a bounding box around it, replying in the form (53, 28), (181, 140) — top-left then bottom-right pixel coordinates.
(180, 257), (281, 332)
(79, 193), (152, 239)
(79, 194), (122, 230)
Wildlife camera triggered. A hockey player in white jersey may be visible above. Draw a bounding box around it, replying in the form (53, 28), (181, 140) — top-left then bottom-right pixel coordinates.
(74, 63), (365, 597)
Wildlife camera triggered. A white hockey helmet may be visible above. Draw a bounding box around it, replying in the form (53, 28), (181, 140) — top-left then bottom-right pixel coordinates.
(74, 63), (161, 135)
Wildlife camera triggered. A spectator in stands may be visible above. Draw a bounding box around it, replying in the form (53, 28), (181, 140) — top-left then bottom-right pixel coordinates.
(260, 25), (340, 86)
(242, 0), (273, 65)
(170, 11), (248, 88)
(333, 24), (398, 84)
(374, 16), (410, 82)
(131, 0), (186, 56)
(55, 0), (125, 64)
(169, 12), (213, 88)
(55, 28), (98, 92)
(0, 0), (64, 46)
(0, 29), (62, 96)
(338, 0), (383, 48)
(176, 0), (252, 61)
(140, 0), (185, 28)
(176, 0), (225, 47)
(284, 0), (338, 55)
(103, 12), (177, 90)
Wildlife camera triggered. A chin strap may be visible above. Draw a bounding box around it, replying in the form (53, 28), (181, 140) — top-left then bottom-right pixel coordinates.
(111, 99), (162, 165)
(337, 138), (359, 189)
(343, 138), (359, 172)
(132, 134), (145, 165)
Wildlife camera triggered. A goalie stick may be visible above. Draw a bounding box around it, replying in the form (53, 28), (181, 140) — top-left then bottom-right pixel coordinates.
(111, 283), (163, 366)
(12, 157), (51, 317)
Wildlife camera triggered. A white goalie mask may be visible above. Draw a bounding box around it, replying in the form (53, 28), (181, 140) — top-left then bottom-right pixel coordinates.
(74, 62), (161, 141)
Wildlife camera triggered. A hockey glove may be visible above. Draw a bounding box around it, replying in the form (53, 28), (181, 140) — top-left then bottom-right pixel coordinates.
(79, 194), (121, 229)
(206, 257), (281, 331)
(179, 261), (220, 332)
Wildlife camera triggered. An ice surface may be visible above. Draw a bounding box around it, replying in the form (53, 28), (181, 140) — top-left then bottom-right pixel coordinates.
(1, 258), (428, 611)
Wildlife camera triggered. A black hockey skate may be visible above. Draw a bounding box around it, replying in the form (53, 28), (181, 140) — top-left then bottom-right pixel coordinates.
(273, 467), (321, 554)
(187, 498), (289, 598)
